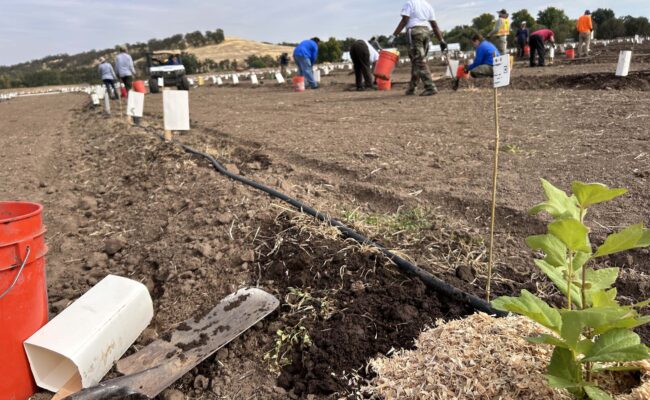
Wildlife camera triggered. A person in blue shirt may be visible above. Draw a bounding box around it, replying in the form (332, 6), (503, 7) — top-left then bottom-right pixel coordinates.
(293, 37), (321, 89)
(464, 33), (500, 78)
(167, 55), (181, 65)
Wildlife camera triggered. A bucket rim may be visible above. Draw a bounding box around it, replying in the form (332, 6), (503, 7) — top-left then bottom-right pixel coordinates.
(0, 202), (43, 225)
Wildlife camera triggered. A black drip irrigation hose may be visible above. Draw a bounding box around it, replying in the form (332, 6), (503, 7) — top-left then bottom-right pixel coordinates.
(140, 125), (506, 317)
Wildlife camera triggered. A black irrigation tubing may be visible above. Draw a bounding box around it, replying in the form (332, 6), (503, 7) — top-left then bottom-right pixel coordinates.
(139, 125), (506, 317)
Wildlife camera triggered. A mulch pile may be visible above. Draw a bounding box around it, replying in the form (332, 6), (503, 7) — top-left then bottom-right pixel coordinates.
(367, 313), (650, 400)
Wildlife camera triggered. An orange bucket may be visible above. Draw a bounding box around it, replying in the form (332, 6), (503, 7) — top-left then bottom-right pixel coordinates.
(456, 65), (469, 79)
(292, 76), (305, 92)
(0, 202), (48, 400)
(565, 49), (575, 60)
(524, 45), (530, 56)
(377, 79), (391, 91)
(374, 50), (400, 80)
(133, 80), (147, 93)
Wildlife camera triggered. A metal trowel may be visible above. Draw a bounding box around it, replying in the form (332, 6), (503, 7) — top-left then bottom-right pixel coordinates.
(66, 288), (279, 399)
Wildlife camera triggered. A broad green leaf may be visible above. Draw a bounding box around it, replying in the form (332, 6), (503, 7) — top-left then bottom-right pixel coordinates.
(527, 234), (567, 267)
(591, 289), (619, 308)
(530, 179), (581, 220)
(536, 259), (583, 309)
(492, 290), (561, 332)
(594, 315), (650, 335)
(583, 329), (650, 363)
(561, 312), (584, 349)
(585, 268), (620, 291)
(584, 386), (614, 400)
(595, 224), (645, 258)
(632, 298), (650, 309)
(527, 334), (567, 348)
(549, 219), (591, 253)
(572, 182), (627, 209)
(547, 347), (582, 388)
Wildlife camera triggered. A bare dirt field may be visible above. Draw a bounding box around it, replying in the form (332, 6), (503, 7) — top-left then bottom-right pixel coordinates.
(2, 43), (649, 400)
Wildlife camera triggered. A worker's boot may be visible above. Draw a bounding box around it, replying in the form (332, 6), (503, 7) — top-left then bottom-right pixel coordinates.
(420, 86), (438, 96)
(405, 87), (416, 96)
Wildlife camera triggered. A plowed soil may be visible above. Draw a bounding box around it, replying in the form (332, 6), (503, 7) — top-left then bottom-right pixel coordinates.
(1, 41), (649, 400)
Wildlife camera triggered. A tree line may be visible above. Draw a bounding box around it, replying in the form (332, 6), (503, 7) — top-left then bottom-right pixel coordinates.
(0, 29), (226, 89)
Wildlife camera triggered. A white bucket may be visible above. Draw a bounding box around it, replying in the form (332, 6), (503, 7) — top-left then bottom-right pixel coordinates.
(24, 275), (153, 392)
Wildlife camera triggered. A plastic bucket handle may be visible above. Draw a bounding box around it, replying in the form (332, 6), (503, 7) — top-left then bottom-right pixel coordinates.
(0, 246), (30, 301)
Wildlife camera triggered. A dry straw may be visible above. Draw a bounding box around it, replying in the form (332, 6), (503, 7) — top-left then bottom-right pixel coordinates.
(367, 314), (650, 400)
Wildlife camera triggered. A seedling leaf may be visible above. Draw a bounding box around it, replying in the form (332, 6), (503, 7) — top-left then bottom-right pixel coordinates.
(572, 182), (627, 208)
(549, 219), (591, 253)
(582, 329), (650, 363)
(492, 290), (561, 332)
(547, 347), (582, 388)
(635, 229), (650, 248)
(527, 234), (567, 267)
(535, 259), (582, 309)
(527, 334), (568, 348)
(595, 224), (645, 258)
(530, 179), (580, 220)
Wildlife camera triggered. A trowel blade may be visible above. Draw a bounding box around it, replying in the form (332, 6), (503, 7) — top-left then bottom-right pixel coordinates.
(67, 288), (278, 399)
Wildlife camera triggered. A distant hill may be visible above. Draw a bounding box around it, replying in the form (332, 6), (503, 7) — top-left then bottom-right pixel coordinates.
(190, 37), (293, 63)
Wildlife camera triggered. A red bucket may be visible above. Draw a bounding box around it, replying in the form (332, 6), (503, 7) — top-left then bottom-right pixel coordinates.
(377, 79), (391, 91)
(456, 66), (470, 79)
(121, 87), (127, 98)
(133, 80), (147, 94)
(0, 202), (48, 400)
(566, 48), (575, 60)
(374, 50), (399, 80)
(292, 76), (305, 92)
(524, 45), (531, 56)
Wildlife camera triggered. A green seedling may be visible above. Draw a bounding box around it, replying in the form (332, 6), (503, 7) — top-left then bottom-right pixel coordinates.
(263, 325), (312, 373)
(285, 287), (336, 320)
(493, 179), (650, 400)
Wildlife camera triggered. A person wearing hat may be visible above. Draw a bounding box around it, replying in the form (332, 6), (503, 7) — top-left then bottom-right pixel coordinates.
(462, 33), (500, 79)
(97, 57), (118, 99)
(349, 37), (380, 91)
(115, 46), (136, 91)
(488, 9), (511, 55)
(515, 22), (530, 59)
(577, 10), (594, 57)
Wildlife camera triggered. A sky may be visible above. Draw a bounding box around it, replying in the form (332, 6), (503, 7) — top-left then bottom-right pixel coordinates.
(1, 0), (648, 66)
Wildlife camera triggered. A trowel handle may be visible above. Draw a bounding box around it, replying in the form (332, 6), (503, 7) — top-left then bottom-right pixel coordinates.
(65, 383), (135, 400)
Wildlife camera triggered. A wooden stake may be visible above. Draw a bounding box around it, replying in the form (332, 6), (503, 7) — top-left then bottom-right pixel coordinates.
(486, 86), (501, 302)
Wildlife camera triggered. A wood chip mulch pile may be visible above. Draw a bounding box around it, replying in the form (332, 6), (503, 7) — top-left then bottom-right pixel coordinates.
(367, 313), (650, 400)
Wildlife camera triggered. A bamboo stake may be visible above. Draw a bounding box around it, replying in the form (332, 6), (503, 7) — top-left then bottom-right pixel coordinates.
(486, 83), (501, 302)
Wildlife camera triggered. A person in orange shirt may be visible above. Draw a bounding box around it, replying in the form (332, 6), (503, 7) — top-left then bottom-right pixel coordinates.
(577, 10), (594, 57)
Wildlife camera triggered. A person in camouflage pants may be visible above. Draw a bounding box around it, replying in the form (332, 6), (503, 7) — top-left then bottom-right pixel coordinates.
(389, 0), (447, 96)
(408, 26), (435, 94)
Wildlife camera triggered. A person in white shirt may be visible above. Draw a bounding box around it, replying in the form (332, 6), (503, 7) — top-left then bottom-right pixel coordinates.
(389, 0), (447, 96)
(350, 38), (380, 91)
(114, 46), (136, 91)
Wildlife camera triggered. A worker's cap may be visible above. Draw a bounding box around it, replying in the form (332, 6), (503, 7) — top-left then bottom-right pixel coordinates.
(585, 10), (591, 15)
(521, 21), (527, 25)
(118, 45), (127, 52)
(498, 9), (508, 15)
(98, 57), (106, 63)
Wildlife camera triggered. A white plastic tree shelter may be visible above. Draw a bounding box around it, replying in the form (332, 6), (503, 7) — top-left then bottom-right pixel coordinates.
(232, 74), (239, 85)
(24, 275), (153, 392)
(126, 91), (144, 117)
(251, 74), (259, 85)
(275, 72), (285, 84)
(616, 51), (632, 77)
(163, 90), (190, 131)
(103, 92), (111, 115)
(216, 77), (223, 86)
(90, 93), (100, 106)
(157, 77), (164, 88)
(314, 69), (321, 83)
(446, 59), (460, 78)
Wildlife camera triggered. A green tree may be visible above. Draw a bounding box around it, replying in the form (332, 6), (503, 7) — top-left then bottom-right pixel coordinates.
(622, 16), (650, 36)
(317, 37), (342, 63)
(537, 7), (573, 43)
(591, 8), (615, 27)
(472, 13), (496, 36)
(185, 31), (206, 47)
(598, 18), (627, 39)
(444, 25), (474, 51)
(180, 52), (202, 74)
(512, 9), (537, 31)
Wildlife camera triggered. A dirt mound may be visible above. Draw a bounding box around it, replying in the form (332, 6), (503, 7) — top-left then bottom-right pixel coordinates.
(257, 213), (473, 397)
(459, 71), (650, 91)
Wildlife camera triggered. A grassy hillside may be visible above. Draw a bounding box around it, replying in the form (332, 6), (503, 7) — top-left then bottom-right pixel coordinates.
(190, 37), (293, 63)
